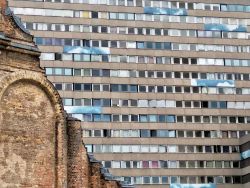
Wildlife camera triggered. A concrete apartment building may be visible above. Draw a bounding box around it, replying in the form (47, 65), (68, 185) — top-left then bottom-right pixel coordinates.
(7, 0), (250, 187)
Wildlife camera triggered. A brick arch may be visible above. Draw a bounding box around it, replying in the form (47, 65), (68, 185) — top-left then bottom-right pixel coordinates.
(0, 70), (68, 187)
(0, 70), (64, 117)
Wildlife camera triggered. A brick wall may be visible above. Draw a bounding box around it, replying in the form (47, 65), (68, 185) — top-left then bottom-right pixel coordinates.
(0, 1), (122, 187)
(67, 118), (121, 188)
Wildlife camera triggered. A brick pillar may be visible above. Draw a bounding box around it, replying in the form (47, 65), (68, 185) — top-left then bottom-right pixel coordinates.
(67, 118), (90, 188)
(90, 162), (102, 188)
(56, 118), (68, 188)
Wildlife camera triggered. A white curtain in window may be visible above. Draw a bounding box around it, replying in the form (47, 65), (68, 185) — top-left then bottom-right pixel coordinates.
(138, 100), (148, 107)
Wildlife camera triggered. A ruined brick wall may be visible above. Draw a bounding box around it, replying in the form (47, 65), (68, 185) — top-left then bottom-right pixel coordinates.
(0, 42), (41, 73)
(67, 118), (90, 188)
(0, 80), (57, 187)
(0, 62), (123, 188)
(0, 1), (122, 186)
(0, 70), (69, 188)
(67, 118), (121, 188)
(0, 72), (123, 188)
(90, 162), (120, 188)
(0, 49), (41, 72)
(0, 0), (33, 42)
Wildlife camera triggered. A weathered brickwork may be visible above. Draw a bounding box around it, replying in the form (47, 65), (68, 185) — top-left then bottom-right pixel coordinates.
(0, 69), (8, 76)
(0, 1), (122, 187)
(67, 118), (90, 188)
(0, 81), (56, 187)
(0, 0), (32, 42)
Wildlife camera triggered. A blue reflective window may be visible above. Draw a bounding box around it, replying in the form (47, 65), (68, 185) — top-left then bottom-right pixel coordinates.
(121, 84), (128, 92)
(170, 176), (178, 183)
(159, 115), (166, 122)
(35, 37), (43, 45)
(109, 13), (117, 19)
(127, 13), (135, 20)
(162, 176), (168, 184)
(45, 68), (53, 75)
(230, 5), (243, 12)
(219, 101), (227, 109)
(146, 42), (153, 49)
(83, 114), (92, 122)
(166, 115), (176, 123)
(221, 5), (227, 11)
(228, 5), (236, 11)
(137, 42), (145, 49)
(55, 68), (62, 75)
(111, 84), (119, 92)
(164, 42), (171, 49)
(140, 115), (148, 122)
(45, 38), (52, 45)
(221, 4), (249, 12)
(130, 85), (138, 92)
(210, 101), (218, 108)
(169, 130), (176, 137)
(246, 6), (250, 12)
(93, 114), (101, 122)
(93, 99), (101, 106)
(102, 114), (111, 122)
(141, 130), (150, 137)
(155, 42), (162, 49)
(157, 130), (168, 137)
(65, 69), (72, 75)
(103, 99), (110, 107)
(143, 177), (150, 184)
(54, 38), (62, 46)
(148, 115), (157, 122)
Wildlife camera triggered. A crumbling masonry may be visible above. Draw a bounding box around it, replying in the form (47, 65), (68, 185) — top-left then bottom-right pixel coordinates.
(0, 0), (123, 187)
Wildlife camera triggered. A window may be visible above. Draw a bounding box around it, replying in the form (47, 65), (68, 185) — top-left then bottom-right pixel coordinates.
(162, 176), (168, 184)
(91, 11), (98, 18)
(137, 42), (144, 49)
(180, 161), (186, 168)
(180, 176), (188, 183)
(100, 26), (107, 33)
(101, 40), (109, 47)
(215, 161), (222, 168)
(170, 176), (178, 183)
(168, 145), (177, 153)
(205, 146), (212, 153)
(197, 161), (204, 168)
(169, 161), (177, 168)
(143, 176), (150, 184)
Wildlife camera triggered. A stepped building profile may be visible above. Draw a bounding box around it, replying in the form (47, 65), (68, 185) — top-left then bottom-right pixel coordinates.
(4, 0), (250, 187)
